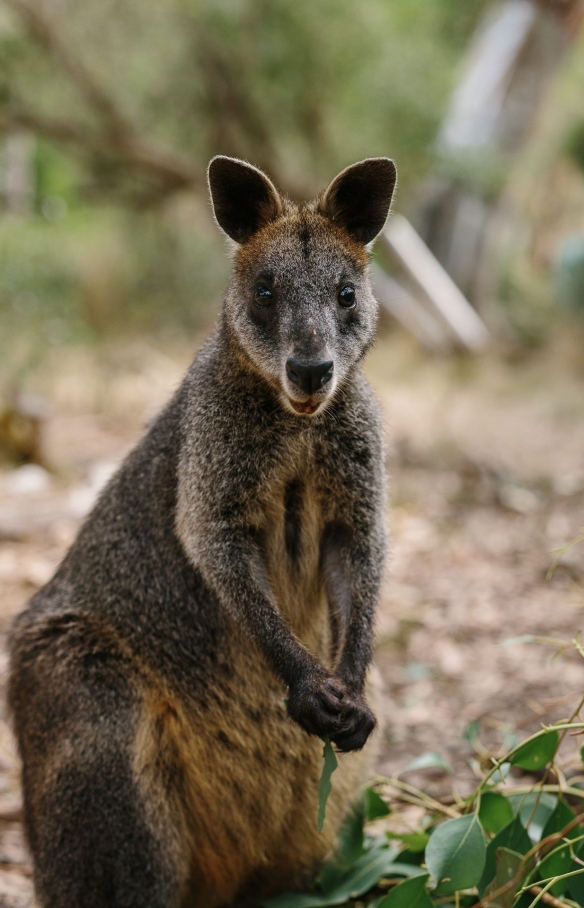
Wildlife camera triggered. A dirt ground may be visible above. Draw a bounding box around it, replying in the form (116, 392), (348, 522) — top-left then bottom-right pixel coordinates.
(1, 329), (584, 905)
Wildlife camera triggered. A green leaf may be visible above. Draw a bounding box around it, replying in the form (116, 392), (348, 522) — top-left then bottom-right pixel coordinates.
(261, 892), (336, 908)
(540, 797), (577, 841)
(463, 720), (481, 745)
(317, 738), (338, 832)
(376, 873), (432, 908)
(316, 807), (364, 896)
(478, 816), (532, 897)
(502, 729), (519, 753)
(425, 813), (486, 895)
(567, 841), (584, 906)
(509, 792), (557, 843)
(365, 787), (391, 820)
(383, 865), (429, 879)
(403, 752), (453, 775)
(266, 843), (408, 908)
(510, 731), (559, 771)
(538, 799), (580, 896)
(488, 762), (512, 785)
(337, 799), (366, 863)
(320, 846), (412, 904)
(386, 832), (429, 853)
(484, 847), (525, 908)
(315, 860), (348, 900)
(479, 792), (514, 835)
(317, 799), (367, 895)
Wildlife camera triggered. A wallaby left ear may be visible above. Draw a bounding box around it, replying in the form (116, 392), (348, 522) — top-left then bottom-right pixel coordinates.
(208, 156), (283, 244)
(320, 157), (397, 245)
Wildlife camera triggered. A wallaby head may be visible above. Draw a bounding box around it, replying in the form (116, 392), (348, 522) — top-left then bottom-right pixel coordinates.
(208, 156), (396, 416)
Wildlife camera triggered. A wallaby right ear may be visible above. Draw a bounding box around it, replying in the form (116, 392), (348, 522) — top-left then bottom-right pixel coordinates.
(208, 156), (282, 244)
(320, 157), (397, 245)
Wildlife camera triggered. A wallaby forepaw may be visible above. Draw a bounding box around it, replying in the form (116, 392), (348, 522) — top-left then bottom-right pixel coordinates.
(287, 675), (376, 751)
(287, 673), (346, 739)
(331, 695), (376, 753)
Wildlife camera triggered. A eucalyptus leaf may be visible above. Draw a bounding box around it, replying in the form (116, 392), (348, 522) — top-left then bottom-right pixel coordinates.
(502, 729), (519, 753)
(323, 846), (408, 903)
(261, 891), (336, 908)
(478, 816), (531, 897)
(265, 843), (407, 908)
(484, 847), (525, 908)
(317, 801), (367, 896)
(365, 787), (391, 820)
(538, 799), (580, 896)
(567, 841), (584, 906)
(317, 738), (338, 832)
(463, 720), (481, 745)
(403, 752), (453, 775)
(425, 813), (486, 895)
(315, 860), (349, 900)
(386, 832), (429, 853)
(383, 865), (429, 879)
(509, 792), (557, 843)
(488, 762), (512, 785)
(336, 799), (365, 864)
(510, 731), (559, 771)
(479, 792), (514, 835)
(376, 873), (432, 908)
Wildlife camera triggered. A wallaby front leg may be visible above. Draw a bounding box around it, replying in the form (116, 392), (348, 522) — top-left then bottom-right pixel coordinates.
(321, 521), (385, 751)
(193, 532), (351, 741)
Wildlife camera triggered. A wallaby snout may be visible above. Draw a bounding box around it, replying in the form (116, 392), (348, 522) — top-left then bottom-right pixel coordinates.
(286, 358), (334, 395)
(284, 356), (334, 414)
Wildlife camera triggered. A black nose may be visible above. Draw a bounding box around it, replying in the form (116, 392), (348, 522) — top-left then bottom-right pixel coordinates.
(286, 358), (334, 395)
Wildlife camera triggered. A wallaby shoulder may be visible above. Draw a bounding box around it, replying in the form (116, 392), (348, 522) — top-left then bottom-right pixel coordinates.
(10, 355), (229, 699)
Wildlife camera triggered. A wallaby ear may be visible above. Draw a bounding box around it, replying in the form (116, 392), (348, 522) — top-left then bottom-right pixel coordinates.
(207, 156), (282, 243)
(320, 157), (397, 245)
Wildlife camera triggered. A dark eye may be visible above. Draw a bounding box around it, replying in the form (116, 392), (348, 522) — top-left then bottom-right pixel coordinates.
(338, 285), (356, 308)
(254, 284), (273, 307)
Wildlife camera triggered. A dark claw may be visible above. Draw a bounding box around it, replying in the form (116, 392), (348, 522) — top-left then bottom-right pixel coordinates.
(287, 675), (376, 751)
(332, 719), (376, 752)
(330, 695), (377, 753)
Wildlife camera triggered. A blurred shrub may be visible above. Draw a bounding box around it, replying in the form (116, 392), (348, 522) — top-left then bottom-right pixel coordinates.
(0, 201), (228, 385)
(497, 260), (555, 348)
(554, 234), (584, 313)
(0, 0), (486, 373)
(565, 120), (584, 176)
(0, 0), (485, 197)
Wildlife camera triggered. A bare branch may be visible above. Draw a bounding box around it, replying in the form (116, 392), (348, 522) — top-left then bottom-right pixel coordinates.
(3, 0), (128, 136)
(1, 0), (205, 198)
(0, 108), (201, 195)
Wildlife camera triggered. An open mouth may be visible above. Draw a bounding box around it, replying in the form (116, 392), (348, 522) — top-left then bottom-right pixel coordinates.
(290, 399), (321, 415)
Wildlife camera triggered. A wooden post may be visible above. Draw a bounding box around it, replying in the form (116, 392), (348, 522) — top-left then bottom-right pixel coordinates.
(379, 215), (490, 352)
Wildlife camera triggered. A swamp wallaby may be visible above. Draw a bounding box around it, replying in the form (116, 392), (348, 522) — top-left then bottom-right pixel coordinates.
(9, 155), (397, 908)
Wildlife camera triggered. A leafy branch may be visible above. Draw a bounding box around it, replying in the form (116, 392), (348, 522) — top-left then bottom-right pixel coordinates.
(266, 637), (584, 908)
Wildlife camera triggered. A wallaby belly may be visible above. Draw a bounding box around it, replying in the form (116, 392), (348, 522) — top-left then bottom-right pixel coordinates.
(134, 632), (379, 907)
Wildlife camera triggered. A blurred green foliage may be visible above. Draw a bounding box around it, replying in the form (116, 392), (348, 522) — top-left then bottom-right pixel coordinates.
(554, 234), (584, 313)
(0, 0), (486, 376)
(565, 120), (584, 176)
